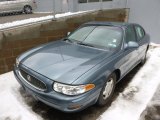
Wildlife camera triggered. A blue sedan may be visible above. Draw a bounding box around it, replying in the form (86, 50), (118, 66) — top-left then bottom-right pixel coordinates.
(14, 22), (150, 112)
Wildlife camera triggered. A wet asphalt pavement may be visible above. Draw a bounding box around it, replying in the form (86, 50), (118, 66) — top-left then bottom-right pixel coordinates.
(19, 64), (142, 120)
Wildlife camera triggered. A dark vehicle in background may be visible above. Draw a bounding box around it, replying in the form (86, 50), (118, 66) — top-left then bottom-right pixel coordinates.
(0, 0), (37, 14)
(14, 22), (150, 112)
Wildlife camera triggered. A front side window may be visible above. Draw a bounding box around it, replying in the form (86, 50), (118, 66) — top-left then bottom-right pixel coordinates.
(135, 25), (145, 40)
(68, 26), (123, 50)
(125, 25), (137, 43)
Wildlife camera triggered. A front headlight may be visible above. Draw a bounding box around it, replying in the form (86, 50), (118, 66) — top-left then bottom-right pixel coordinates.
(53, 82), (95, 96)
(16, 58), (19, 67)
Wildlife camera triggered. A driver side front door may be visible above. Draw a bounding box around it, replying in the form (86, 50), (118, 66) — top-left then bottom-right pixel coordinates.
(120, 25), (139, 76)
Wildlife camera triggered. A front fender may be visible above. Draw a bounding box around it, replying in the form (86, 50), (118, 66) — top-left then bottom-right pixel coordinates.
(72, 50), (123, 86)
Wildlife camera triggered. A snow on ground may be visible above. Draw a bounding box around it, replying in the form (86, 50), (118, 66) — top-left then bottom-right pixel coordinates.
(0, 11), (88, 30)
(98, 47), (160, 120)
(0, 72), (42, 120)
(139, 84), (160, 120)
(150, 42), (160, 47)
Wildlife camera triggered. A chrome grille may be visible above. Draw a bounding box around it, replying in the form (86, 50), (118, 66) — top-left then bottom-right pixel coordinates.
(19, 69), (47, 91)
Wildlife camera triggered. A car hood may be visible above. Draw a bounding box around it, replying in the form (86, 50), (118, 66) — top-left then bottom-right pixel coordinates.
(21, 41), (112, 84)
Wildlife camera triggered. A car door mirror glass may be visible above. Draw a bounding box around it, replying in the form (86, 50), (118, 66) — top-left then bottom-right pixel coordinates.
(127, 41), (139, 49)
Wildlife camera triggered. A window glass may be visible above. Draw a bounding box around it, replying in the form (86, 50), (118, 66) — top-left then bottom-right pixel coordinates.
(78, 0), (112, 3)
(78, 0), (87, 3)
(88, 0), (100, 2)
(125, 25), (136, 43)
(135, 26), (145, 40)
(68, 26), (96, 42)
(103, 0), (112, 2)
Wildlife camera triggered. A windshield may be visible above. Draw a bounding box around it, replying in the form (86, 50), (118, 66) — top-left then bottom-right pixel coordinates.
(67, 26), (123, 50)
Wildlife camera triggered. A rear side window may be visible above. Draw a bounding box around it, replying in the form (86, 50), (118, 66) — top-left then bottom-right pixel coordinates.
(125, 25), (137, 43)
(135, 25), (145, 40)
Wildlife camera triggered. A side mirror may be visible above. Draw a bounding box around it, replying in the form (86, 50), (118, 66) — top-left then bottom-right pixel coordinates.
(126, 41), (139, 49)
(67, 32), (71, 36)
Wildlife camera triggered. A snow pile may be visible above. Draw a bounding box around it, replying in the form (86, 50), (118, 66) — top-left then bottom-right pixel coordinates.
(0, 72), (42, 120)
(150, 42), (160, 47)
(99, 47), (160, 120)
(0, 11), (88, 30)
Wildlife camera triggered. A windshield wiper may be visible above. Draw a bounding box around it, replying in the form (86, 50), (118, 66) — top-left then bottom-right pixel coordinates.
(63, 38), (73, 43)
(78, 42), (94, 47)
(64, 39), (94, 47)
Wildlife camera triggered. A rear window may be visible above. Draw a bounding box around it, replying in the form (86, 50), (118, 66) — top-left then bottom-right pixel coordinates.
(135, 25), (145, 40)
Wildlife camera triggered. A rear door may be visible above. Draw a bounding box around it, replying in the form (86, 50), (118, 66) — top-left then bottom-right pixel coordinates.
(6, 0), (22, 12)
(134, 25), (147, 61)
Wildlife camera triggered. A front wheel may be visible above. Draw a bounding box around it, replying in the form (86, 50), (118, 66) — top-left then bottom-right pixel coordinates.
(24, 6), (32, 14)
(97, 73), (116, 106)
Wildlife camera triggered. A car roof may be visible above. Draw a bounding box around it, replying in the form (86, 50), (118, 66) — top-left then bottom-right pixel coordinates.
(83, 21), (134, 28)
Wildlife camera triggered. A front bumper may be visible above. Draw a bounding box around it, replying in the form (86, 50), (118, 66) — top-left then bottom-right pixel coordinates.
(13, 65), (101, 112)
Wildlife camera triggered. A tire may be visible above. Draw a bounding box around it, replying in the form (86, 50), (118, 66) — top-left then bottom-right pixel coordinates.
(97, 72), (116, 106)
(18, 11), (23, 14)
(24, 5), (32, 14)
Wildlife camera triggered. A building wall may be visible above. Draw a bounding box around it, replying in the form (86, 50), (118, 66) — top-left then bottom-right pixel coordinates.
(35, 0), (68, 13)
(35, 0), (127, 13)
(128, 0), (160, 44)
(78, 0), (127, 11)
(68, 0), (78, 12)
(35, 0), (54, 12)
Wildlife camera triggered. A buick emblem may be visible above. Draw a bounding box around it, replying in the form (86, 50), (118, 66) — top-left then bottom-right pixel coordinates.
(27, 75), (31, 82)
